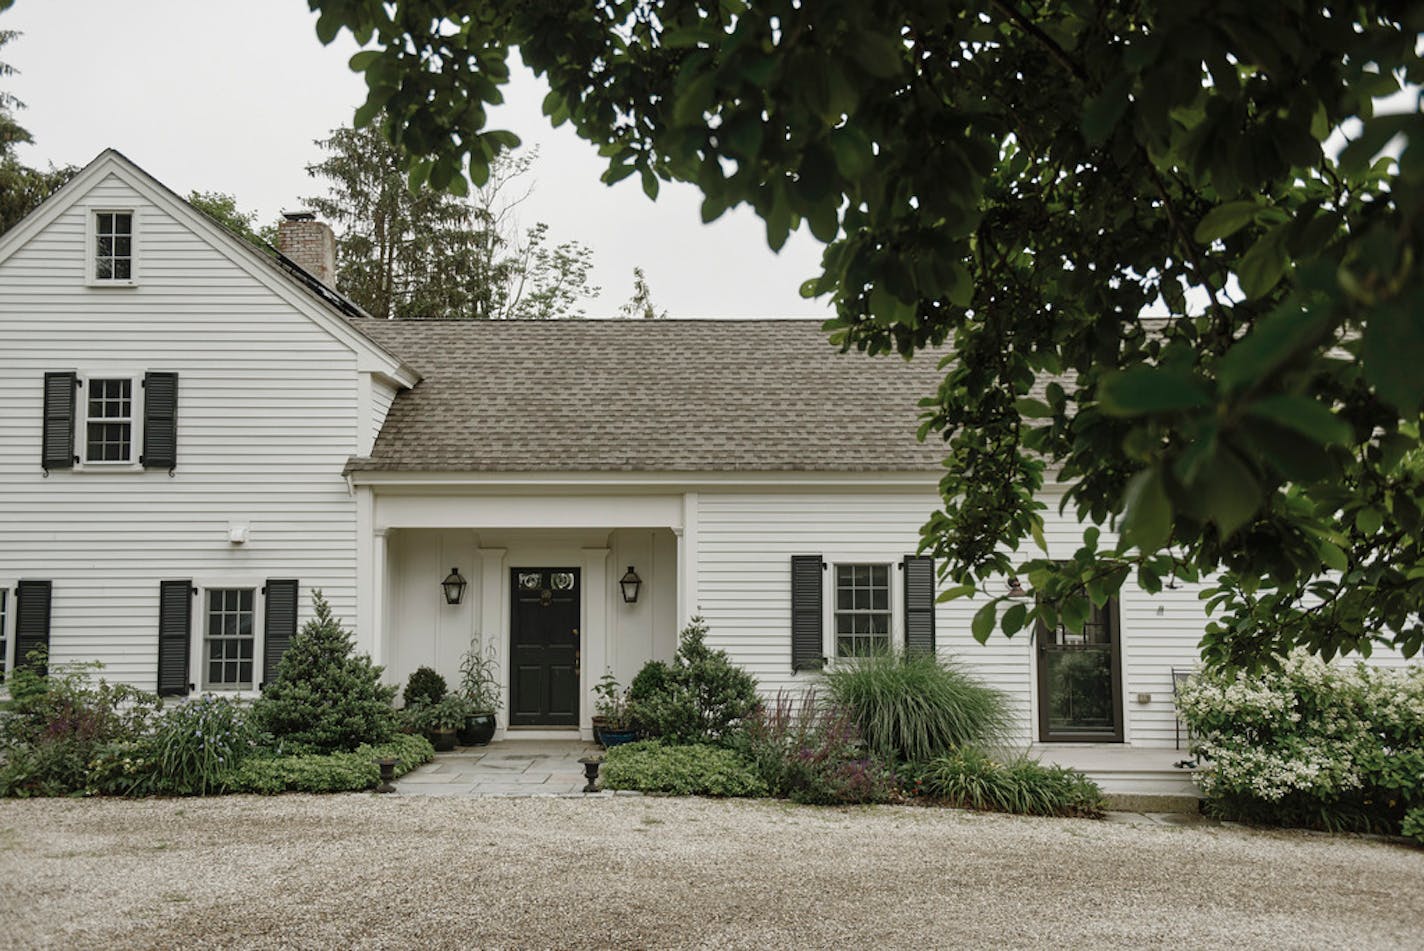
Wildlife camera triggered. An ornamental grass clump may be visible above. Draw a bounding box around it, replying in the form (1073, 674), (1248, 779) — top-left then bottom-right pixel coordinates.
(250, 591), (397, 754)
(919, 747), (1106, 818)
(134, 694), (257, 796)
(823, 649), (1011, 764)
(1177, 651), (1424, 834)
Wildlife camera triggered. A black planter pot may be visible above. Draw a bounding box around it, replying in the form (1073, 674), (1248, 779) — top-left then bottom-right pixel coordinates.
(458, 712), (497, 746)
(600, 728), (637, 748)
(427, 728), (457, 753)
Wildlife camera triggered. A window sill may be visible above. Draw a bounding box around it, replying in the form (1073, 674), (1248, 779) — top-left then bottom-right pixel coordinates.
(72, 462), (146, 474)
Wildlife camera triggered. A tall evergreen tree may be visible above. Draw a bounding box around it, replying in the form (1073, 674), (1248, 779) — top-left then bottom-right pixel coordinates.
(306, 123), (598, 318)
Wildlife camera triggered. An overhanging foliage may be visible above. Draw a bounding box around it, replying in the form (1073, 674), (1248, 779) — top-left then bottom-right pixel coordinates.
(308, 0), (1424, 667)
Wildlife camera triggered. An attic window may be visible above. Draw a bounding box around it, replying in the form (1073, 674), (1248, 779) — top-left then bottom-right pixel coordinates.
(92, 211), (134, 282)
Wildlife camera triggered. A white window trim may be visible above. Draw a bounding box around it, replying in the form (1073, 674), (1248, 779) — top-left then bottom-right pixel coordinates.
(74, 370), (145, 471)
(85, 207), (139, 287)
(823, 558), (902, 662)
(190, 579), (266, 697)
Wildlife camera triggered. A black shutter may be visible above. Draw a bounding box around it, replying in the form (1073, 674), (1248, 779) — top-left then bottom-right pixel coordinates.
(140, 372), (179, 470)
(790, 555), (825, 671)
(902, 555), (936, 654)
(14, 580), (52, 674)
(261, 579), (299, 689)
(42, 372), (77, 471)
(157, 580), (193, 696)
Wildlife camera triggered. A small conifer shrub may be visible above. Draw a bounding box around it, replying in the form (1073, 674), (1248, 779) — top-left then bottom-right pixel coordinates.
(251, 591), (397, 753)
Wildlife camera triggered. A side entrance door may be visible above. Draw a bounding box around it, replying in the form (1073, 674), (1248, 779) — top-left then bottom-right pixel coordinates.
(1036, 598), (1125, 742)
(509, 567), (580, 727)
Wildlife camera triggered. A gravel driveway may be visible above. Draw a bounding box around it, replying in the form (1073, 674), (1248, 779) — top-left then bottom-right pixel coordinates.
(1, 795), (1420, 949)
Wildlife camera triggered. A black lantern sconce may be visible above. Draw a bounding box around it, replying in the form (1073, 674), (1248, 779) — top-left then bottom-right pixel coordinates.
(442, 567), (468, 605)
(619, 566), (643, 604)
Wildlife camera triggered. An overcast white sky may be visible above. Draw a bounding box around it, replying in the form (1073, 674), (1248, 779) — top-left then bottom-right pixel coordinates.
(3, 0), (830, 318)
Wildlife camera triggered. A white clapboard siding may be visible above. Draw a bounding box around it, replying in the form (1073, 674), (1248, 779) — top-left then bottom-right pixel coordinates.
(694, 486), (1227, 748)
(0, 171), (364, 688)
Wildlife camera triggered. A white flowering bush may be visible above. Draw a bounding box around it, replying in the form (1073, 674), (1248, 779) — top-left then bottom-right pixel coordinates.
(1178, 650), (1424, 835)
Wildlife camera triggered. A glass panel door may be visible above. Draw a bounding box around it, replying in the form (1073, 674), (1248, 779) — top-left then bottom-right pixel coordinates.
(1036, 601), (1124, 742)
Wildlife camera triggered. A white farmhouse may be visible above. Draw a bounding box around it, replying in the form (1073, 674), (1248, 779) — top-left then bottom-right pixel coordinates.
(1, 150), (1237, 752)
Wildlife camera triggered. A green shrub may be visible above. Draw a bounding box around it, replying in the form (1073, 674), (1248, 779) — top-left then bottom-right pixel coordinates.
(601, 741), (768, 797)
(734, 690), (896, 805)
(250, 591), (397, 754)
(625, 617), (760, 744)
(823, 649), (1010, 764)
(919, 747), (1106, 818)
(222, 733), (434, 795)
(1177, 651), (1424, 833)
(403, 666), (447, 708)
(1403, 807), (1424, 846)
(0, 656), (160, 797)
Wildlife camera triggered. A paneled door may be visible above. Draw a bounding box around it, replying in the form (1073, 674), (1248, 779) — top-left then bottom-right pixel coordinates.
(508, 568), (580, 727)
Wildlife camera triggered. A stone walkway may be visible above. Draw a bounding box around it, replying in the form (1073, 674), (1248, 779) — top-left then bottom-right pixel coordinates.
(396, 739), (608, 796)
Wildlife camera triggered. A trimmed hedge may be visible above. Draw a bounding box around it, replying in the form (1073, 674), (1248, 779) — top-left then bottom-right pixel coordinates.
(221, 733), (434, 795)
(601, 741), (768, 797)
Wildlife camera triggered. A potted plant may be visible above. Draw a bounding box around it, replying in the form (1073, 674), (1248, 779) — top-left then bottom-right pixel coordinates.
(593, 670), (636, 747)
(403, 665), (448, 709)
(457, 638), (502, 746)
(407, 695), (468, 752)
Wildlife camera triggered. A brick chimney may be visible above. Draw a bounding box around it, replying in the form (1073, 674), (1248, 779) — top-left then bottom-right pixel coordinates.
(278, 211), (337, 288)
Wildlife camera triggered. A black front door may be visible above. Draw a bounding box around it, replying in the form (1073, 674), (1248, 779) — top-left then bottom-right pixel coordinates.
(509, 568), (580, 727)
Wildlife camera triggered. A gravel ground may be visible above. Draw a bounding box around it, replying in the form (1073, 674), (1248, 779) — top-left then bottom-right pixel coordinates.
(1, 795), (1420, 950)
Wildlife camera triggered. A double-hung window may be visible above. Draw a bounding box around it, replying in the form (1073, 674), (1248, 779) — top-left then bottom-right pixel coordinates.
(791, 554), (935, 672)
(92, 211), (135, 282)
(203, 588), (256, 690)
(84, 377), (135, 463)
(833, 563), (892, 657)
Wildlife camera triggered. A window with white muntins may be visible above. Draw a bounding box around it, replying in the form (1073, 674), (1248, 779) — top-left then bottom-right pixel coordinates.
(833, 563), (892, 658)
(203, 588), (256, 690)
(84, 377), (135, 463)
(92, 211), (134, 282)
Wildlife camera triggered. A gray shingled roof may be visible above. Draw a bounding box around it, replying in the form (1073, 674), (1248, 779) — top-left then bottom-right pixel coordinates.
(347, 319), (948, 473)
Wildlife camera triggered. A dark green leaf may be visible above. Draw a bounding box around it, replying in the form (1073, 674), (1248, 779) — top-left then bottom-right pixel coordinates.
(1098, 366), (1212, 416)
(971, 601), (997, 643)
(1193, 200), (1260, 243)
(1122, 468), (1173, 552)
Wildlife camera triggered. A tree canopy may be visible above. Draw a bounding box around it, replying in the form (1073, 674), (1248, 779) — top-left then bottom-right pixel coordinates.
(318, 2), (1415, 666)
(0, 30), (75, 237)
(306, 122), (599, 319)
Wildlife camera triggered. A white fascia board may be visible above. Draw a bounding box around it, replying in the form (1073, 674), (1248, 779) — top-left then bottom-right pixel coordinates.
(347, 470), (945, 492)
(1, 149), (414, 388)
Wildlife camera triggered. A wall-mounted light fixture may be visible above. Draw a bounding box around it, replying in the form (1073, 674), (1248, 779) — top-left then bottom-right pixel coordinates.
(1006, 577), (1029, 598)
(619, 566), (642, 604)
(227, 522), (249, 545)
(442, 567), (467, 605)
